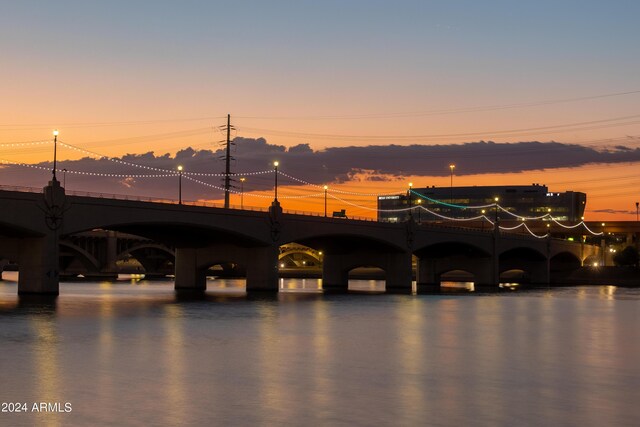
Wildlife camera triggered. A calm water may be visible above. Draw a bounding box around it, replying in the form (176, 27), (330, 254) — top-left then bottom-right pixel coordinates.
(1, 274), (639, 427)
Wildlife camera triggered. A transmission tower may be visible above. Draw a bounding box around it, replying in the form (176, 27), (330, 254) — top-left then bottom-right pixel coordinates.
(218, 114), (235, 208)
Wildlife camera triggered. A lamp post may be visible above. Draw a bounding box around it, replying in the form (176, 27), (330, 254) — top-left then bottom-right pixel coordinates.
(62, 168), (67, 188)
(417, 199), (422, 222)
(494, 197), (499, 229)
(636, 201), (639, 222)
(408, 182), (413, 220)
(449, 164), (455, 202)
(52, 129), (59, 181)
(601, 222), (607, 266)
(240, 177), (246, 209)
(481, 209), (486, 231)
(177, 165), (183, 205)
(324, 185), (328, 217)
(273, 161), (279, 202)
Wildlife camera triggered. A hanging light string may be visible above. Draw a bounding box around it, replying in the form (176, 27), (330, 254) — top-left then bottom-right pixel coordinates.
(498, 222), (550, 239)
(410, 189), (495, 209)
(183, 175), (325, 199)
(0, 140), (52, 148)
(0, 158), (178, 178)
(57, 141), (272, 176)
(278, 171), (403, 196)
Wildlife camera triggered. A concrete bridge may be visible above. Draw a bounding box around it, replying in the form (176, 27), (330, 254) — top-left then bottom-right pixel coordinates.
(0, 181), (599, 295)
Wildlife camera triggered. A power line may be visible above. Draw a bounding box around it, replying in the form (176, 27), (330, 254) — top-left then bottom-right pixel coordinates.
(236, 113), (640, 142)
(234, 89), (640, 120)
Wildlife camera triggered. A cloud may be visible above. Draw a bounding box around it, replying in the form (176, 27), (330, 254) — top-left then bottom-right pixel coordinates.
(2, 138), (639, 200)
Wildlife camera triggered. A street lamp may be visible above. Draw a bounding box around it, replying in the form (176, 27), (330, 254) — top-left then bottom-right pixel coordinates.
(481, 209), (486, 231)
(62, 168), (68, 188)
(494, 197), (499, 229)
(177, 165), (183, 204)
(408, 182), (413, 220)
(324, 185), (328, 217)
(52, 129), (59, 181)
(601, 222), (606, 266)
(636, 201), (639, 222)
(449, 164), (455, 202)
(240, 177), (246, 209)
(417, 199), (422, 222)
(273, 161), (279, 202)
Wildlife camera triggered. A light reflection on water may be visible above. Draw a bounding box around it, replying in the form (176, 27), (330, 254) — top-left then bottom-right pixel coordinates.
(0, 278), (639, 426)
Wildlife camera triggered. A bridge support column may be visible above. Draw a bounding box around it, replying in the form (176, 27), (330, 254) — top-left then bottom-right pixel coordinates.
(385, 251), (413, 294)
(322, 254), (348, 292)
(18, 234), (60, 295)
(416, 257), (440, 293)
(474, 259), (499, 291)
(174, 247), (206, 291)
(245, 246), (279, 292)
(105, 231), (118, 273)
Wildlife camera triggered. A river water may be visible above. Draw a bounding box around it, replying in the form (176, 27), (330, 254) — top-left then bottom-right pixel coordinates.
(1, 273), (639, 426)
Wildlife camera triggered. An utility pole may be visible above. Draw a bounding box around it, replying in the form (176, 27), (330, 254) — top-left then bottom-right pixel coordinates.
(219, 114), (235, 208)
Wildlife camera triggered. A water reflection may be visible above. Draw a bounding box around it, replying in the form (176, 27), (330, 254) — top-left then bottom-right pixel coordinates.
(0, 280), (639, 425)
(30, 314), (61, 427)
(162, 304), (187, 425)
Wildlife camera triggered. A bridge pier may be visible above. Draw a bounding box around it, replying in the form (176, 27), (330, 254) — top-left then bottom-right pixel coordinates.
(245, 246), (279, 292)
(385, 252), (413, 293)
(321, 254), (349, 292)
(174, 247), (206, 291)
(18, 234), (60, 295)
(416, 258), (440, 293)
(321, 250), (413, 293)
(174, 244), (279, 292)
(17, 180), (66, 295)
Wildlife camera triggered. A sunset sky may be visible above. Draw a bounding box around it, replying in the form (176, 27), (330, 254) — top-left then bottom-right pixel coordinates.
(2, 1), (639, 220)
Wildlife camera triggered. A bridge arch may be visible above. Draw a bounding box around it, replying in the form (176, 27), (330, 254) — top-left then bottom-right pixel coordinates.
(59, 241), (101, 276)
(415, 241), (493, 289)
(499, 246), (548, 285)
(550, 251), (582, 271)
(278, 243), (322, 268)
(117, 243), (176, 276)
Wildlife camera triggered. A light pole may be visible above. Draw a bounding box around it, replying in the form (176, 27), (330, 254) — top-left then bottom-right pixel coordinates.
(177, 165), (183, 205)
(601, 222), (606, 266)
(449, 164), (455, 203)
(636, 201), (639, 222)
(494, 197), (499, 229)
(481, 209), (486, 231)
(324, 185), (328, 217)
(52, 129), (59, 181)
(408, 182), (413, 220)
(240, 177), (246, 209)
(62, 168), (67, 188)
(273, 161), (279, 202)
(417, 199), (422, 222)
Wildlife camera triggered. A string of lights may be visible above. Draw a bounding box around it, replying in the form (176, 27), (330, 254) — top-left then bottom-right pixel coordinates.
(498, 222), (549, 239)
(57, 141), (272, 176)
(410, 190), (496, 209)
(0, 140), (52, 147)
(279, 171), (404, 196)
(0, 158), (179, 178)
(183, 175), (325, 199)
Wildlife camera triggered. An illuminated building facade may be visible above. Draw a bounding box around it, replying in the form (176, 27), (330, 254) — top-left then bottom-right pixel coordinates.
(377, 184), (587, 223)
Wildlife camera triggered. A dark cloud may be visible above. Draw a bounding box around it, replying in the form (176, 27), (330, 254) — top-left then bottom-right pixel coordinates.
(2, 138), (639, 201)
